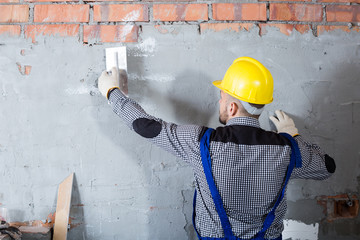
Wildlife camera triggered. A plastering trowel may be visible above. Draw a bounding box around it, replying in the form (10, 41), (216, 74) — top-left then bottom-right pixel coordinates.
(105, 46), (128, 96)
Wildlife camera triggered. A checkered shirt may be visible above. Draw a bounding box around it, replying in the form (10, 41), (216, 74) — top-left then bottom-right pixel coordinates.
(108, 89), (334, 239)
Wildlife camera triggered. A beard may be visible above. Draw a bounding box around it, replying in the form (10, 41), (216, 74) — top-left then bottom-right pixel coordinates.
(218, 110), (228, 125)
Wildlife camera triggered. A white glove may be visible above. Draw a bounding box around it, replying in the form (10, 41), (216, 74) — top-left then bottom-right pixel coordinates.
(98, 67), (119, 98)
(269, 110), (299, 137)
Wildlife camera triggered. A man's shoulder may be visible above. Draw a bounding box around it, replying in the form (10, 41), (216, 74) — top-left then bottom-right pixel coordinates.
(209, 124), (290, 146)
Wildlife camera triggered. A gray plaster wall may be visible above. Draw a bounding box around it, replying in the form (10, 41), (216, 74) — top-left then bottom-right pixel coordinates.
(0, 26), (359, 239)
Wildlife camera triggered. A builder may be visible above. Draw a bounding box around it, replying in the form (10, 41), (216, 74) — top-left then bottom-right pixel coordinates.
(98, 57), (336, 240)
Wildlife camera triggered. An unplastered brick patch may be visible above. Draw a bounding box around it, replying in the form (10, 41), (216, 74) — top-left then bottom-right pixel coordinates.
(0, 0), (20, 2)
(25, 0), (72, 2)
(317, 194), (359, 222)
(25, 24), (80, 43)
(326, 5), (360, 22)
(34, 5), (89, 23)
(144, 0), (197, 2)
(0, 25), (21, 36)
(212, 3), (267, 21)
(270, 3), (323, 22)
(318, 25), (360, 34)
(93, 4), (149, 22)
(83, 25), (139, 43)
(0, 1), (360, 42)
(0, 5), (29, 23)
(259, 0), (312, 1)
(86, 0), (139, 1)
(16, 63), (32, 75)
(153, 4), (208, 22)
(318, 0), (360, 2)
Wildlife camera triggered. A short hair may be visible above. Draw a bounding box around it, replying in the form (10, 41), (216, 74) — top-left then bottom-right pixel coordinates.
(226, 94), (264, 116)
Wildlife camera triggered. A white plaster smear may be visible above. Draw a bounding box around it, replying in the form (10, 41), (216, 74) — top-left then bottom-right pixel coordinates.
(134, 37), (156, 57)
(137, 37), (156, 53)
(340, 101), (360, 106)
(282, 220), (319, 240)
(120, 25), (135, 42)
(129, 72), (175, 82)
(65, 85), (97, 95)
(122, 10), (140, 22)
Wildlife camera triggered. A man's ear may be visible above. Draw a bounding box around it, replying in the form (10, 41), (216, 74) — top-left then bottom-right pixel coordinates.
(228, 102), (238, 117)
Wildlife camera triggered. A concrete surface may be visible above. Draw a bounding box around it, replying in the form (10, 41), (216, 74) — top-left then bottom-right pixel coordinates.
(0, 26), (359, 239)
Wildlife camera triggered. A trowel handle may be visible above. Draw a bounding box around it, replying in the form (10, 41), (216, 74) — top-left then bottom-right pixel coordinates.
(118, 69), (128, 96)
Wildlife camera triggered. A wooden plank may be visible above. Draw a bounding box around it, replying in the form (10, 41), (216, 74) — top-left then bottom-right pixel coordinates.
(53, 173), (74, 240)
(0, 234), (11, 240)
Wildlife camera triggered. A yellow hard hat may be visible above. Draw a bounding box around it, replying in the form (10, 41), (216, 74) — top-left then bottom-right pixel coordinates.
(213, 57), (273, 104)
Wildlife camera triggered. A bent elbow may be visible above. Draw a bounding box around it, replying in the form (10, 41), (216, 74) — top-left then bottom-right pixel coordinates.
(325, 154), (336, 174)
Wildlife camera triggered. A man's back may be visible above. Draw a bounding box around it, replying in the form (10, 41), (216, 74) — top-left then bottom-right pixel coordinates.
(193, 117), (291, 239)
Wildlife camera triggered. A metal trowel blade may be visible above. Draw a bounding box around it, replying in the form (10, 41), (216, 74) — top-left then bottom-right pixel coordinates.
(105, 47), (128, 96)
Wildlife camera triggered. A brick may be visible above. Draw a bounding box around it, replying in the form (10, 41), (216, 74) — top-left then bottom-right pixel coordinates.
(24, 66), (32, 75)
(326, 5), (360, 22)
(25, 0), (72, 2)
(153, 4), (208, 22)
(317, 25), (360, 35)
(25, 24), (79, 42)
(86, 0), (136, 1)
(83, 25), (139, 43)
(270, 3), (323, 22)
(94, 4), (148, 22)
(0, 25), (21, 36)
(144, 0), (196, 2)
(317, 25), (350, 34)
(200, 23), (255, 33)
(317, 194), (359, 221)
(213, 3), (267, 21)
(318, 0), (360, 3)
(0, 5), (29, 23)
(260, 0), (311, 1)
(0, 0), (19, 2)
(294, 24), (312, 34)
(34, 5), (89, 23)
(16, 63), (32, 75)
(259, 23), (311, 36)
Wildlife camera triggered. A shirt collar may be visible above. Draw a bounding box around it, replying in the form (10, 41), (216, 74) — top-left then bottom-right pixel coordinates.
(226, 117), (261, 128)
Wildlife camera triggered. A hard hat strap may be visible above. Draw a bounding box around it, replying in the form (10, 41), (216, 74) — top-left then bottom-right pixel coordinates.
(240, 100), (264, 115)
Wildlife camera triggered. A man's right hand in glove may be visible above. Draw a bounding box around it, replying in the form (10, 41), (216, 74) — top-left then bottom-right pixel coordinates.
(269, 110), (299, 137)
(98, 67), (120, 99)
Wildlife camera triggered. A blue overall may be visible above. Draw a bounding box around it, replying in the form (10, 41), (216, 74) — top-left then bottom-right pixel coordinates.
(192, 128), (302, 240)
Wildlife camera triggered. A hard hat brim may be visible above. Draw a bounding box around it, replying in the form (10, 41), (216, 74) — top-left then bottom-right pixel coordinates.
(213, 80), (243, 100)
(212, 80), (223, 90)
(212, 79), (273, 104)
(213, 79), (243, 101)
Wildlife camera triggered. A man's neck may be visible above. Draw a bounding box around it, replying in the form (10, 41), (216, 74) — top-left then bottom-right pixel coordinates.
(227, 113), (260, 123)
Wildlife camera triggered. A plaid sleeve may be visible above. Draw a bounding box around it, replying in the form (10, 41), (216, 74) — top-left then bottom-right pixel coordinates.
(291, 135), (336, 180)
(107, 88), (203, 163)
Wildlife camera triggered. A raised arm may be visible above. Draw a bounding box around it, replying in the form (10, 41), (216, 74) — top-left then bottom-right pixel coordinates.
(270, 110), (336, 180)
(98, 68), (203, 163)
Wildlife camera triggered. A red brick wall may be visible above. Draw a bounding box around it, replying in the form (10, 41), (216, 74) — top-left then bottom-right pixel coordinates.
(0, 0), (359, 43)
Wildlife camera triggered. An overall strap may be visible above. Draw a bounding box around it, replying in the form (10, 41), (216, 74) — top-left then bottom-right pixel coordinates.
(280, 133), (302, 168)
(255, 133), (302, 239)
(199, 128), (235, 239)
